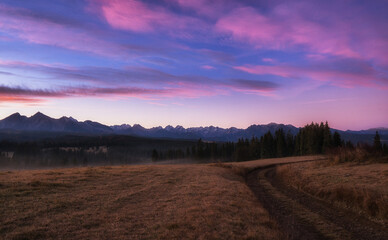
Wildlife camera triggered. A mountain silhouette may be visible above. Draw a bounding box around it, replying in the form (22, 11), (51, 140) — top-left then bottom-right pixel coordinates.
(0, 112), (386, 142)
(0, 112), (112, 134)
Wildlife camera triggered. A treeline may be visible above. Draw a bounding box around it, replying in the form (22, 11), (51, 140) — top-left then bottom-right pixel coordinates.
(1, 122), (387, 167)
(0, 135), (196, 168)
(154, 122), (387, 162)
(329, 131), (388, 163)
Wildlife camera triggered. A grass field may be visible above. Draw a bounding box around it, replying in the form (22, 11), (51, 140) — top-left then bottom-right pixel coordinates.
(1, 163), (285, 240)
(276, 161), (388, 222)
(4, 155), (371, 239)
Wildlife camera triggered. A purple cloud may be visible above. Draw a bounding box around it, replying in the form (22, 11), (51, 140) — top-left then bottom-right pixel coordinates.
(0, 85), (173, 103)
(0, 4), (167, 58)
(215, 1), (388, 66)
(91, 0), (210, 39)
(0, 59), (280, 103)
(199, 49), (235, 63)
(234, 57), (388, 88)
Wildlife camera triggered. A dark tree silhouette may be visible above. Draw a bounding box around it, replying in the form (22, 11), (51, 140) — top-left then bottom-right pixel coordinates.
(333, 131), (342, 148)
(322, 121), (332, 153)
(275, 129), (286, 157)
(373, 131), (382, 152)
(151, 149), (159, 161)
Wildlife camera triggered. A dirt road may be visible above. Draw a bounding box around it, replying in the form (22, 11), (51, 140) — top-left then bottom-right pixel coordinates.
(246, 166), (388, 240)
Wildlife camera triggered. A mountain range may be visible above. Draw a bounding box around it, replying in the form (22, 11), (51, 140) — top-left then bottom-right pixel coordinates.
(0, 112), (386, 143)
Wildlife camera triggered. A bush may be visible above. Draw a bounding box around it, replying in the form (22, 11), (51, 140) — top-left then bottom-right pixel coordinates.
(328, 146), (388, 164)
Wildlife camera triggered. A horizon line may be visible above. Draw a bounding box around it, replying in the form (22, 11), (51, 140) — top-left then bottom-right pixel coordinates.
(1, 111), (387, 132)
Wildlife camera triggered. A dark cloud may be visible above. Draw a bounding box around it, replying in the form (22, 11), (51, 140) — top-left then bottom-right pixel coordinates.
(0, 71), (13, 75)
(0, 85), (65, 97)
(306, 57), (377, 75)
(230, 79), (279, 91)
(0, 85), (174, 103)
(0, 61), (215, 86)
(199, 49), (235, 63)
(0, 3), (90, 30)
(0, 61), (279, 100)
(70, 87), (171, 96)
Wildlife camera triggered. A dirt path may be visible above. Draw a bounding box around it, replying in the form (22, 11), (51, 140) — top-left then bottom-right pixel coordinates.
(246, 166), (388, 240)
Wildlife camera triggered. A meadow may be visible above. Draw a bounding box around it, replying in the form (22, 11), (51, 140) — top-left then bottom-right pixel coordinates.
(0, 163), (283, 240)
(276, 161), (388, 222)
(1, 155), (386, 239)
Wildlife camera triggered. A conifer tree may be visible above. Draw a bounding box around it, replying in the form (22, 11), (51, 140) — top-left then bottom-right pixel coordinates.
(322, 121), (332, 153)
(261, 131), (275, 158)
(286, 131), (295, 156)
(333, 131), (342, 148)
(151, 149), (159, 161)
(275, 129), (286, 157)
(373, 131), (382, 152)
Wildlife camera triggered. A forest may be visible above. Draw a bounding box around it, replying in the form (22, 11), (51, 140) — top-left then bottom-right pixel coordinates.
(154, 122), (388, 162)
(0, 122), (387, 168)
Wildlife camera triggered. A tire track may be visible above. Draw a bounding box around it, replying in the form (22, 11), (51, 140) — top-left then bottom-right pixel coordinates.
(246, 166), (388, 240)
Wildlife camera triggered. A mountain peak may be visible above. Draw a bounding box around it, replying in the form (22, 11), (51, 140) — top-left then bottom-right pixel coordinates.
(9, 112), (22, 118)
(29, 112), (52, 123)
(32, 112), (47, 118)
(132, 124), (144, 130)
(69, 117), (77, 122)
(59, 116), (78, 122)
(3, 112), (23, 121)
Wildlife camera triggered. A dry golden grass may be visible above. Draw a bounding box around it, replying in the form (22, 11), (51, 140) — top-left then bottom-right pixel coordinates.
(219, 155), (326, 173)
(328, 147), (388, 164)
(276, 161), (388, 222)
(0, 164), (283, 240)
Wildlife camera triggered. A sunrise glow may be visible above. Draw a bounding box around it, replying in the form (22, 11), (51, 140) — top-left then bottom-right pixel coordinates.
(0, 0), (387, 130)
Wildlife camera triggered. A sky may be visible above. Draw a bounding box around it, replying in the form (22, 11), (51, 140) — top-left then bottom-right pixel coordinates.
(0, 0), (387, 130)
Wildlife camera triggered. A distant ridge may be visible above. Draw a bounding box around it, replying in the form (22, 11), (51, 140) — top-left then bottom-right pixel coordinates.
(345, 128), (388, 135)
(0, 112), (112, 134)
(110, 122), (299, 141)
(0, 112), (386, 142)
(0, 112), (299, 141)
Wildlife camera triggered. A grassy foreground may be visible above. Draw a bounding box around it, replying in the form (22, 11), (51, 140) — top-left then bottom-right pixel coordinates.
(1, 163), (285, 240)
(276, 161), (388, 222)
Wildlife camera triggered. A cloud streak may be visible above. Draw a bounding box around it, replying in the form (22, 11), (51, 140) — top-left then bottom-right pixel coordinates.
(0, 4), (115, 56)
(235, 57), (388, 88)
(93, 0), (209, 39)
(0, 4), (168, 58)
(215, 2), (388, 65)
(0, 60), (280, 103)
(0, 85), (174, 103)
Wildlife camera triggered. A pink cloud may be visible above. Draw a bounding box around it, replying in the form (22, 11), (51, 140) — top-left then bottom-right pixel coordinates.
(201, 65), (215, 70)
(198, 49), (235, 63)
(234, 63), (381, 88)
(262, 58), (275, 63)
(0, 59), (279, 101)
(216, 4), (388, 66)
(94, 0), (207, 37)
(168, 0), (234, 18)
(0, 85), (65, 104)
(172, 0), (209, 12)
(0, 4), (163, 58)
(222, 79), (278, 97)
(0, 4), (124, 57)
(216, 7), (357, 58)
(0, 85), (180, 103)
(100, 0), (171, 32)
(0, 96), (45, 104)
